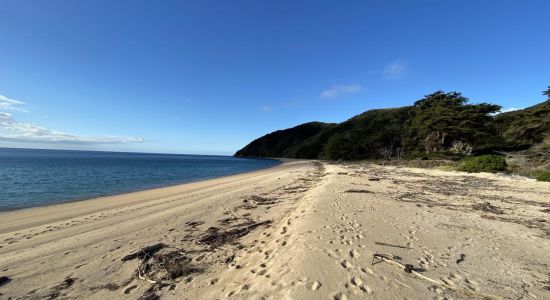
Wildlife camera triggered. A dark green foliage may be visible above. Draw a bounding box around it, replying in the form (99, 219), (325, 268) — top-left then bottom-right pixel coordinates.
(234, 122), (335, 158)
(320, 107), (410, 160)
(494, 100), (550, 148)
(536, 171), (550, 182)
(235, 86), (550, 161)
(457, 155), (507, 173)
(405, 91), (501, 154)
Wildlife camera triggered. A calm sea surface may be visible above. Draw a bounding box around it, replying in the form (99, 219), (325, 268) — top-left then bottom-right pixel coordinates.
(0, 148), (279, 211)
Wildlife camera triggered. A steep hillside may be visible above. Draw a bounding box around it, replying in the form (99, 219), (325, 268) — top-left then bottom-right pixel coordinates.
(234, 122), (335, 158)
(235, 88), (550, 160)
(494, 100), (550, 149)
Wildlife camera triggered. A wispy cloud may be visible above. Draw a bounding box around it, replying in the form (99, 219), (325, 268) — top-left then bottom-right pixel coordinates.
(320, 84), (364, 99)
(260, 105), (273, 112)
(0, 93), (143, 144)
(384, 60), (407, 79)
(0, 94), (27, 111)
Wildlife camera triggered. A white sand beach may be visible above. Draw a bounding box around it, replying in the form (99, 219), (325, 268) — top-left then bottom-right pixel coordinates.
(1, 160), (549, 299)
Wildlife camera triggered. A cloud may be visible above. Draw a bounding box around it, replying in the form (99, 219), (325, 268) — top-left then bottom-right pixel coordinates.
(384, 60), (407, 79)
(490, 107), (523, 116)
(320, 84), (364, 99)
(499, 107), (522, 113)
(260, 105), (273, 112)
(0, 94), (26, 111)
(0, 112), (12, 118)
(0, 94), (143, 144)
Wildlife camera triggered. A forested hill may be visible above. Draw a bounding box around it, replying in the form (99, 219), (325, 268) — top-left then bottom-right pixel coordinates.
(235, 87), (550, 160)
(234, 122), (335, 158)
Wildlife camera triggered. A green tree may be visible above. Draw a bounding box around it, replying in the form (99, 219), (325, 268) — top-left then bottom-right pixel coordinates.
(406, 91), (501, 154)
(322, 133), (350, 160)
(544, 86), (550, 99)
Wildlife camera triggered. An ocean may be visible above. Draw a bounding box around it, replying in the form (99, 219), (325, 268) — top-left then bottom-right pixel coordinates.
(0, 148), (279, 211)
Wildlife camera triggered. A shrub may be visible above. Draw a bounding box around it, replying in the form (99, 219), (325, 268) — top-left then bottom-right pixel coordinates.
(536, 171), (550, 182)
(457, 155), (507, 173)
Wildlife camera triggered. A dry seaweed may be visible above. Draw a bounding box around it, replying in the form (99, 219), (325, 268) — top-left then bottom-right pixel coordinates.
(247, 195), (278, 205)
(345, 189), (374, 194)
(121, 243), (166, 261)
(472, 202), (504, 214)
(185, 221), (205, 231)
(199, 221), (272, 249)
(47, 277), (76, 299)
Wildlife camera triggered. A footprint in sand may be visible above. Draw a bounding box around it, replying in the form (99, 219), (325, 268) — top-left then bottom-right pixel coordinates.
(360, 267), (375, 275)
(350, 276), (362, 286)
(340, 260), (352, 269)
(333, 292), (348, 300)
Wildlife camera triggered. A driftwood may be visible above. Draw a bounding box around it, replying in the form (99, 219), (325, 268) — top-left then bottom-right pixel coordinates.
(121, 243), (166, 261)
(374, 241), (410, 249)
(137, 256), (157, 284)
(372, 253), (501, 299)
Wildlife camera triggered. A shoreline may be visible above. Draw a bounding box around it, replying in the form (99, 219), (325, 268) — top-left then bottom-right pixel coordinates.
(0, 157), (284, 216)
(1, 161), (549, 299)
(0, 159), (288, 234)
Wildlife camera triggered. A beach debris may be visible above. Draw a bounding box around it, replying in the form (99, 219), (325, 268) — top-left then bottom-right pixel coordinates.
(185, 221), (205, 231)
(375, 241), (410, 249)
(155, 250), (202, 279)
(122, 243), (166, 261)
(137, 253), (157, 284)
(372, 253), (501, 299)
(404, 264), (415, 273)
(224, 254), (235, 263)
(345, 189), (374, 194)
(472, 202), (504, 214)
(198, 220), (272, 249)
(0, 276), (11, 287)
(368, 177), (381, 181)
(138, 286), (160, 300)
(134, 247), (204, 299)
(456, 253), (466, 264)
(371, 253), (401, 265)
(245, 195), (278, 206)
(89, 282), (120, 292)
(218, 217), (239, 226)
(46, 276), (77, 299)
(236, 195), (278, 210)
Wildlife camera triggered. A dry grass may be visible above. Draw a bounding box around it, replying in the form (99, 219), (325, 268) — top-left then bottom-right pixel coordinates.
(371, 159), (458, 169)
(505, 152), (550, 179)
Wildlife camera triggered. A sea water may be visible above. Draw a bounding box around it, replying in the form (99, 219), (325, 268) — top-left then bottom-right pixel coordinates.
(0, 148), (279, 211)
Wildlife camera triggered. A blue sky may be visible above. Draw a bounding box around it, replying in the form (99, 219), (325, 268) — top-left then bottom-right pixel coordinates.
(1, 0), (549, 155)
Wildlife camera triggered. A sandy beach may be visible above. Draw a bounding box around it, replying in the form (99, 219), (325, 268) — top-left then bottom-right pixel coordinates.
(1, 160), (549, 299)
